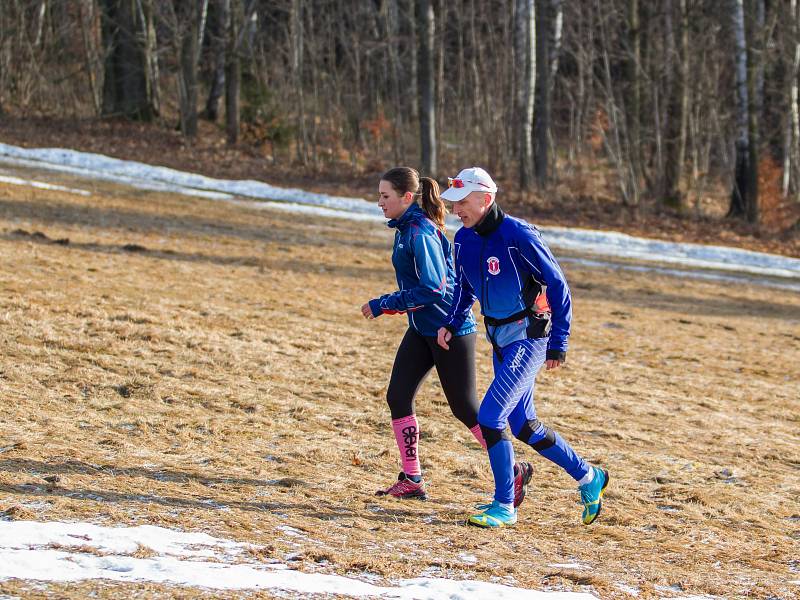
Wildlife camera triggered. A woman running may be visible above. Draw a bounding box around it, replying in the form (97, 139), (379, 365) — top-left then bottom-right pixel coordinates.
(362, 167), (531, 502)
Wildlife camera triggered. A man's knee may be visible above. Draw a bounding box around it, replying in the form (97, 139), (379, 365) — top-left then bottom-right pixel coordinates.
(515, 418), (556, 451)
(479, 424), (512, 450)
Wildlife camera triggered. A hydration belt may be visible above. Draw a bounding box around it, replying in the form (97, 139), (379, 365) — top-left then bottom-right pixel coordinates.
(484, 281), (552, 361)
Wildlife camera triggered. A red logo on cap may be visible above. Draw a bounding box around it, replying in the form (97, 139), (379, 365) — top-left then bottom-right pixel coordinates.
(487, 256), (500, 275)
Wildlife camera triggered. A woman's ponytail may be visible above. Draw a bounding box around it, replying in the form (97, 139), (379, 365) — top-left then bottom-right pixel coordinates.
(380, 168), (447, 231)
(419, 176), (447, 231)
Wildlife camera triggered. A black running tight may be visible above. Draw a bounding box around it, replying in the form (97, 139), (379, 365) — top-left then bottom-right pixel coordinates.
(386, 328), (479, 428)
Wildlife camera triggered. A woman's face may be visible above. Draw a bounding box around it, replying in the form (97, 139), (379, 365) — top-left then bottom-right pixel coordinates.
(378, 180), (412, 220)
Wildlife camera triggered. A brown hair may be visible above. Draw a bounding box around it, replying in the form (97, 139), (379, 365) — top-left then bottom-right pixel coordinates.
(381, 167), (447, 231)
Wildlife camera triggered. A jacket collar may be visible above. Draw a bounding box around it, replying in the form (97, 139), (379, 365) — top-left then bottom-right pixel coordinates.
(473, 202), (505, 237)
(387, 202), (422, 229)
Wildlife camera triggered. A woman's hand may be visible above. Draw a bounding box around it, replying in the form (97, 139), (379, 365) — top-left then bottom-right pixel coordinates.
(436, 326), (452, 350)
(361, 303), (374, 320)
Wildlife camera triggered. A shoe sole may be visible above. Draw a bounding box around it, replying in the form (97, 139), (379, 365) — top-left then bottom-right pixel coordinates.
(513, 462), (534, 508)
(375, 490), (428, 501)
(583, 469), (609, 525)
(467, 516), (517, 528)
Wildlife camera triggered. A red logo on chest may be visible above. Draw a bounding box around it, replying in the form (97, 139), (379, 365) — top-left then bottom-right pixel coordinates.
(487, 256), (501, 275)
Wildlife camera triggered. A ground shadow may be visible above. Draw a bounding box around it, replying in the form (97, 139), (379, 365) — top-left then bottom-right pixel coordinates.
(0, 197), (387, 253)
(0, 228), (388, 279)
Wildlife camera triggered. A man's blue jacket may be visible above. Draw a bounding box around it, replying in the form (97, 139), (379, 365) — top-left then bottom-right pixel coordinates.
(369, 203), (477, 338)
(443, 203), (571, 360)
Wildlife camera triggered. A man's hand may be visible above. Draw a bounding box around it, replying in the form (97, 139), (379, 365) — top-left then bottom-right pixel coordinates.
(361, 303), (374, 320)
(436, 326), (452, 350)
(545, 359), (563, 370)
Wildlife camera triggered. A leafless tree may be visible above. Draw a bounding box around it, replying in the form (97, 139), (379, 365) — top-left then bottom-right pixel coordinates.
(417, 0), (436, 175)
(515, 0), (536, 190)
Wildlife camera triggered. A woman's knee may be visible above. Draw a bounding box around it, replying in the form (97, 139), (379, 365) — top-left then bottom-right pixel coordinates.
(447, 399), (478, 428)
(386, 388), (413, 420)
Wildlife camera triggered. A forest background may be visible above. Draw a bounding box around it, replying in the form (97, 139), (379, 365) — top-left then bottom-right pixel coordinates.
(1, 0), (799, 256)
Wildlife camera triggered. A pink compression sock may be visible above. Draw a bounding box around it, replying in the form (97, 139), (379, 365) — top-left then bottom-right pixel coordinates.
(470, 424), (487, 449)
(392, 415), (421, 476)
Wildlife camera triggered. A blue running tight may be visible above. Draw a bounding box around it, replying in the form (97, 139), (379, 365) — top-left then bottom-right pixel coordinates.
(478, 338), (590, 505)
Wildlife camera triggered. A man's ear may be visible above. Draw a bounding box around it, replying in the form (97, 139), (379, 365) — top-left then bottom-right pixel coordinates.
(484, 193), (493, 207)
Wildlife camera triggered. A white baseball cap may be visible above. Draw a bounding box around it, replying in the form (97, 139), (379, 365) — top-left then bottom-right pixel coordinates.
(440, 167), (498, 201)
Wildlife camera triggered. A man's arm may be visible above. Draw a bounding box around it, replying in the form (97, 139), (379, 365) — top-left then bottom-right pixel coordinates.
(437, 242), (477, 349)
(442, 243), (477, 334)
(516, 226), (572, 362)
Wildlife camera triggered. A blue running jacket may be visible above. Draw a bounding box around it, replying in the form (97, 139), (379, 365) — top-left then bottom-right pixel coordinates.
(368, 203), (477, 338)
(443, 207), (571, 359)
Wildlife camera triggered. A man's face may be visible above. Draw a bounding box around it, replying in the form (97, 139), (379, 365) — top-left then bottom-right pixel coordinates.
(451, 191), (493, 228)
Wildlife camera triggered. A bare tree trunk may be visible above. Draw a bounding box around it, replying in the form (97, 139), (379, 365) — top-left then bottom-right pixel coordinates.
(141, 0), (160, 116)
(225, 0), (241, 144)
(204, 0), (228, 122)
(435, 0), (445, 149)
(176, 0), (201, 138)
(533, 0), (549, 187)
(290, 0), (308, 164)
(596, 0), (638, 205)
(549, 0), (562, 82)
(99, 0), (158, 120)
(729, 0), (758, 222)
(662, 0), (686, 208)
(625, 0), (642, 184)
(33, 0), (48, 49)
(408, 0), (418, 121)
(546, 0), (562, 181)
(417, 0), (436, 175)
(80, 0), (101, 116)
(785, 0), (800, 198)
(382, 0), (403, 163)
(516, 0), (535, 190)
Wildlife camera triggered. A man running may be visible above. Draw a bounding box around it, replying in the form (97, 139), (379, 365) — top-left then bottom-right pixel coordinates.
(437, 167), (609, 528)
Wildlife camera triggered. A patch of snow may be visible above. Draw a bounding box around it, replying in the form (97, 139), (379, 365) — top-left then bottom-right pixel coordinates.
(544, 227), (800, 280)
(614, 582), (640, 596)
(0, 521), (252, 560)
(458, 553), (478, 564)
(0, 155), (234, 200)
(0, 519), (600, 598)
(659, 597), (719, 600)
(560, 257), (800, 293)
(0, 173), (91, 196)
(276, 526), (305, 538)
(548, 563), (591, 571)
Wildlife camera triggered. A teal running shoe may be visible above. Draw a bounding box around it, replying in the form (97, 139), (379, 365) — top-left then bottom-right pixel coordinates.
(468, 500), (517, 528)
(579, 466), (609, 525)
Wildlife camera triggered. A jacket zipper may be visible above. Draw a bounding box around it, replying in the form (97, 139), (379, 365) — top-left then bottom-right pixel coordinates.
(480, 236), (490, 311)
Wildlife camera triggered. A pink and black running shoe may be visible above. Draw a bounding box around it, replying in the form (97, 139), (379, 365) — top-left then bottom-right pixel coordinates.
(376, 472), (428, 500)
(513, 461), (534, 508)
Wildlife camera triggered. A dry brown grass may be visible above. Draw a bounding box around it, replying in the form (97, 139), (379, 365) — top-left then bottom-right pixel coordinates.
(0, 172), (798, 599)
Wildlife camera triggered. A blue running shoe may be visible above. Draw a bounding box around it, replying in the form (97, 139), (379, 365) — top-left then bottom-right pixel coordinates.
(579, 466), (609, 525)
(468, 500), (517, 528)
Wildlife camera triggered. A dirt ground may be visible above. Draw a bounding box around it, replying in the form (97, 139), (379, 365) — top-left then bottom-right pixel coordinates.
(0, 172), (798, 599)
